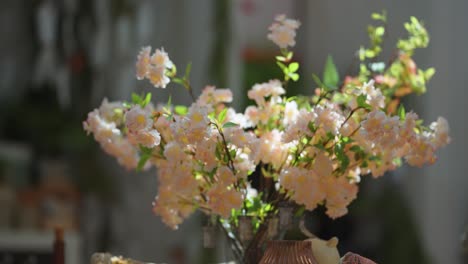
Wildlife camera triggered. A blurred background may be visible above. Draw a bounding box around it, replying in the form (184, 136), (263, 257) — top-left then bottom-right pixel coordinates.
(0, 0), (466, 263)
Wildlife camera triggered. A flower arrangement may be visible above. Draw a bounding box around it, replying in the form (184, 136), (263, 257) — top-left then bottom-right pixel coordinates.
(84, 11), (449, 262)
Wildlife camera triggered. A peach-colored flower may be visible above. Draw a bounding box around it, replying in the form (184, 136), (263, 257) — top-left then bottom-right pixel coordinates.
(217, 166), (236, 186)
(196, 86), (233, 106)
(268, 15), (300, 49)
(128, 129), (161, 148)
(125, 105), (153, 132)
(207, 185), (243, 218)
(323, 176), (358, 219)
(248, 80), (285, 106)
(150, 47), (173, 69)
(283, 101), (299, 126)
(279, 167), (325, 210)
(313, 153), (333, 178)
(147, 65), (170, 88)
(430, 117), (451, 148)
(136, 46), (151, 80)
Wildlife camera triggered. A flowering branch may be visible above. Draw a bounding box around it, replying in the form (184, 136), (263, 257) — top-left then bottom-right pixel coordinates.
(83, 13), (450, 246)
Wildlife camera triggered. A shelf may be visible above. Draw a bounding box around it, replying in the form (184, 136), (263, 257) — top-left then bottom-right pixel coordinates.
(0, 230), (81, 264)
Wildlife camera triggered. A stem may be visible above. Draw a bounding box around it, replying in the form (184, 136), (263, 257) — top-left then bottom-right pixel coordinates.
(218, 222), (244, 263)
(187, 83), (196, 102)
(243, 218), (268, 263)
(340, 107), (362, 130)
(348, 124), (362, 138)
(212, 122), (237, 175)
(316, 91), (329, 105)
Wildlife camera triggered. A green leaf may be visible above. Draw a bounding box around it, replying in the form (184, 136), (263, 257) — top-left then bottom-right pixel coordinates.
(229, 149), (237, 159)
(356, 94), (371, 109)
(323, 55), (340, 90)
(375, 26), (385, 37)
(215, 144), (222, 160)
(314, 143), (326, 151)
(288, 62), (299, 73)
(174, 105), (188, 115)
(307, 121), (316, 132)
(393, 157), (402, 167)
(289, 73), (299, 81)
(295, 205), (306, 217)
(334, 143), (350, 172)
(168, 63), (177, 77)
(358, 47), (366, 61)
(140, 145), (153, 155)
(276, 56), (286, 62)
(137, 153), (151, 171)
(184, 62), (192, 79)
(166, 95), (172, 109)
(223, 122), (239, 128)
(276, 61), (287, 71)
(361, 160), (368, 168)
(341, 136), (352, 144)
(132, 93), (142, 105)
(397, 104), (406, 120)
(142, 93), (152, 107)
(208, 112), (216, 123)
(424, 67), (435, 80)
(218, 108), (228, 123)
(172, 77), (185, 86)
(312, 74), (324, 88)
(371, 11), (387, 22)
(371, 13), (382, 21)
(350, 145), (363, 152)
(365, 49), (376, 58)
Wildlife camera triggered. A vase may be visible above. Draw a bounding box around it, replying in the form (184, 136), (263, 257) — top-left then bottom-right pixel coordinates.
(203, 225), (216, 248)
(259, 240), (318, 264)
(239, 203), (296, 264)
(238, 215), (254, 246)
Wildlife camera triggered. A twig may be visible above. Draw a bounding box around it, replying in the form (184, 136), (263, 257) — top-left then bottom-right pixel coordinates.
(218, 222), (244, 263)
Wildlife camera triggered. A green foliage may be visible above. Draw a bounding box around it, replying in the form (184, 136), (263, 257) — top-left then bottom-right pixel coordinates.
(312, 73), (325, 89)
(217, 108), (228, 123)
(356, 94), (371, 110)
(424, 67), (435, 80)
(397, 17), (429, 55)
(295, 205), (306, 217)
(223, 122), (239, 128)
(276, 51), (300, 82)
(358, 63), (371, 82)
(185, 62), (192, 79)
(397, 104), (406, 120)
(323, 55), (340, 90)
(371, 10), (387, 22)
(131, 92), (152, 108)
(162, 95), (173, 120)
(289, 62), (299, 72)
(172, 62), (193, 91)
(358, 11), (387, 62)
(174, 105), (188, 115)
(137, 145), (153, 171)
(275, 51), (293, 62)
(334, 142), (350, 173)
